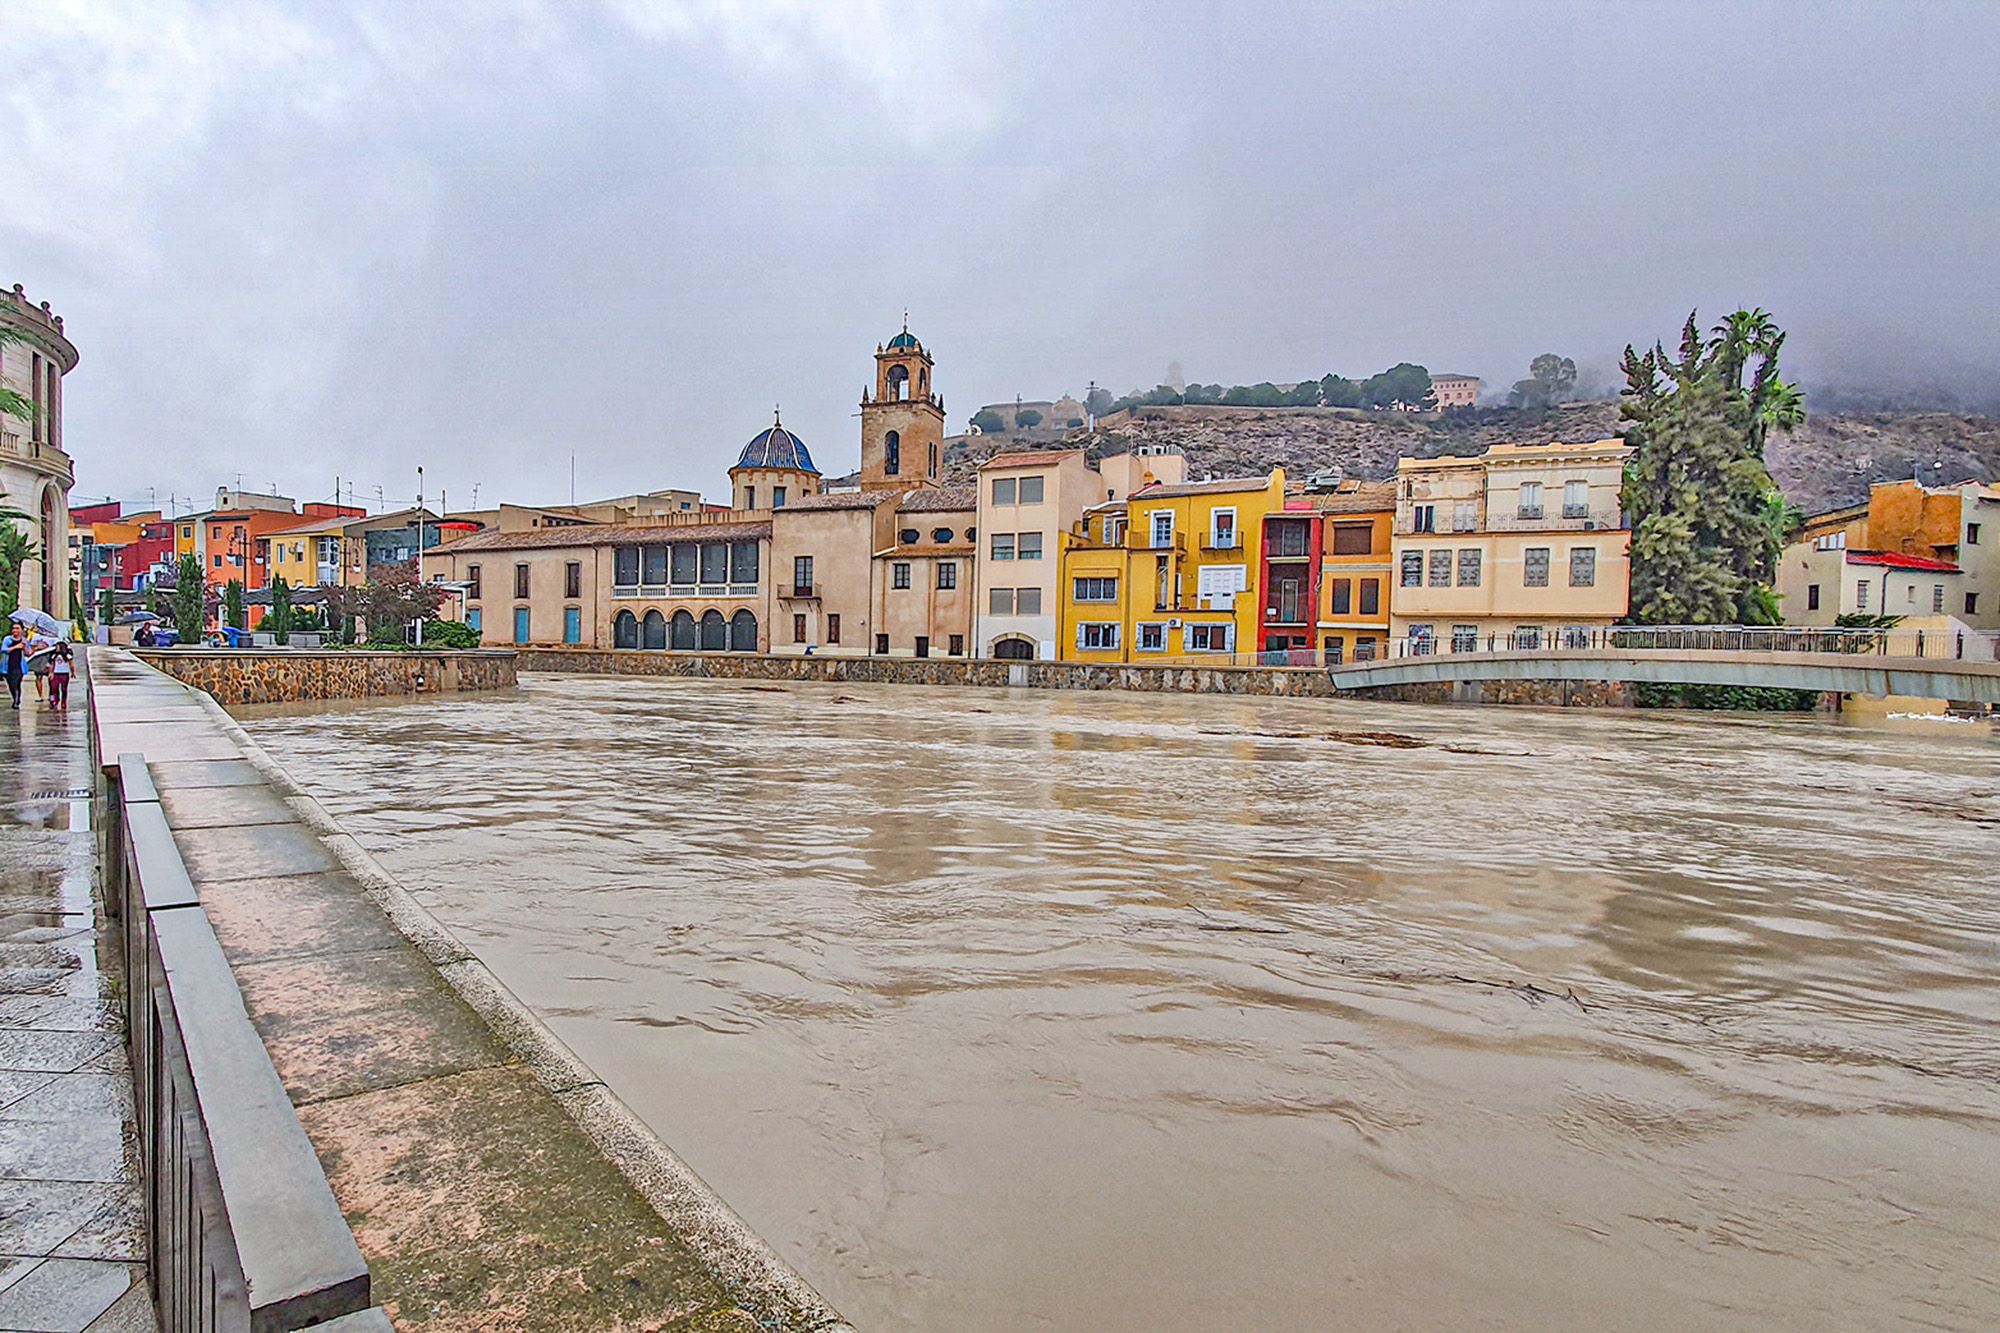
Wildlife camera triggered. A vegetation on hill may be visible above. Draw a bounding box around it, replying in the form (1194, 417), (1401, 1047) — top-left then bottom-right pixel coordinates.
(1104, 362), (1436, 414)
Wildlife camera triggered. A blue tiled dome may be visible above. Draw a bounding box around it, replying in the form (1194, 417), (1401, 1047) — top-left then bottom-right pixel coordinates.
(735, 418), (817, 473)
(886, 329), (920, 350)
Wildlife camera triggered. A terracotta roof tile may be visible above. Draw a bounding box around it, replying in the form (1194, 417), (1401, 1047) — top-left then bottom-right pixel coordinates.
(1133, 475), (1273, 499)
(978, 449), (1076, 470)
(781, 491), (890, 512)
(441, 519), (771, 552)
(896, 486), (977, 513)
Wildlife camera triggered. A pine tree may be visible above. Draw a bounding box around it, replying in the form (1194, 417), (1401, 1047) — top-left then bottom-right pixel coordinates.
(268, 576), (293, 645)
(223, 579), (246, 631)
(1621, 310), (1803, 625)
(173, 555), (205, 641)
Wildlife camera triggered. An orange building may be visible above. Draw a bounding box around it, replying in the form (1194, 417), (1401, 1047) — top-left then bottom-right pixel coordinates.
(1257, 479), (1396, 664)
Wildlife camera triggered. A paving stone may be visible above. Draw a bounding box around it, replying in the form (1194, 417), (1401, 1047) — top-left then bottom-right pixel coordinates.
(158, 783), (297, 830)
(0, 1032), (118, 1076)
(174, 821), (341, 882)
(0, 1257), (138, 1331)
(49, 1189), (144, 1263)
(0, 1114), (129, 1183)
(0, 997), (116, 1034)
(232, 948), (508, 1105)
(202, 871), (409, 965)
(79, 1277), (154, 1333)
(0, 1180), (116, 1257)
(132, 759), (267, 790)
(0, 1075), (131, 1125)
(0, 1073), (57, 1112)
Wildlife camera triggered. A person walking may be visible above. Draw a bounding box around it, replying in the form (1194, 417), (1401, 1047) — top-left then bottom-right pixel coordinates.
(1, 627), (25, 710)
(47, 643), (72, 712)
(26, 632), (52, 702)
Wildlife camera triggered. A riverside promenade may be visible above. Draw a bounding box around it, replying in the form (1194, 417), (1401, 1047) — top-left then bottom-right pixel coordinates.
(0, 661), (156, 1328)
(86, 648), (849, 1332)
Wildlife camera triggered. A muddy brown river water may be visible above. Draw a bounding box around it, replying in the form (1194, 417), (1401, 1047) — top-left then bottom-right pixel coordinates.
(239, 675), (2000, 1331)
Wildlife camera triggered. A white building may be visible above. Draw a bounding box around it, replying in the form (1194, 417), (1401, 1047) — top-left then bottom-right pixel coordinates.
(0, 284), (78, 617)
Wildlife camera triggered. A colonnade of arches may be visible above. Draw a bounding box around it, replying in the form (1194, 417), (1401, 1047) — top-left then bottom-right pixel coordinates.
(613, 608), (759, 652)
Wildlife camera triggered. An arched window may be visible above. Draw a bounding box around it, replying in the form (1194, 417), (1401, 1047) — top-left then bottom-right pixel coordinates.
(993, 636), (1036, 661)
(670, 609), (697, 650)
(887, 364), (909, 401)
(642, 609), (667, 650)
(928, 443), (938, 477)
(730, 609), (758, 652)
(884, 430), (900, 476)
(700, 609), (727, 651)
(613, 610), (639, 648)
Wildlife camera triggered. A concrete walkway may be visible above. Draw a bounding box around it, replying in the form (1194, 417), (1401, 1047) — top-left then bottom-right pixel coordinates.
(0, 665), (155, 1331)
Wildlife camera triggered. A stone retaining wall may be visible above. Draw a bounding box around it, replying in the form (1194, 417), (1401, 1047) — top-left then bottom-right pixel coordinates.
(133, 649), (517, 705)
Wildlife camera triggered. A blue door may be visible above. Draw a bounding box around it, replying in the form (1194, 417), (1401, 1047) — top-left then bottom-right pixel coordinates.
(513, 607), (530, 644)
(563, 607), (581, 644)
(466, 607), (481, 633)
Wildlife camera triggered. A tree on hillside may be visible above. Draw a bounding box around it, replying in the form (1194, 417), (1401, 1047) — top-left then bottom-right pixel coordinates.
(1319, 374), (1363, 408)
(173, 554), (205, 640)
(1621, 309), (1805, 626)
(1084, 386), (1115, 418)
(1361, 363), (1433, 410)
(970, 408), (1006, 433)
(1014, 408), (1043, 429)
(1508, 353), (1578, 409)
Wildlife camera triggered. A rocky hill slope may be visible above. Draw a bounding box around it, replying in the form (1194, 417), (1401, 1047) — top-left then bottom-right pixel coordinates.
(945, 404), (2000, 514)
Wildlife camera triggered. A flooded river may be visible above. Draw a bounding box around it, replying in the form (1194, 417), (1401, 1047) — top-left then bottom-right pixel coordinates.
(240, 676), (2000, 1330)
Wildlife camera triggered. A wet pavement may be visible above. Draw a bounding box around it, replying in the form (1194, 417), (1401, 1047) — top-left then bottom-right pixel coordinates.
(0, 662), (155, 1331)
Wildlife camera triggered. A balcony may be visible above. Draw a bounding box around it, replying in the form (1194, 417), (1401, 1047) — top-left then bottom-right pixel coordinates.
(1201, 535), (1242, 553)
(781, 583), (821, 600)
(1484, 509), (1625, 532)
(1516, 505), (1544, 520)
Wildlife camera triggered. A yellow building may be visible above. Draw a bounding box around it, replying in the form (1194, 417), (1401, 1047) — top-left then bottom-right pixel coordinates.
(1056, 469), (1286, 661)
(1389, 439), (1632, 652)
(260, 512), (350, 588)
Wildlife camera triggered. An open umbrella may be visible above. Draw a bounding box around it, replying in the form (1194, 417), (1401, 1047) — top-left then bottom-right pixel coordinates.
(8, 608), (66, 638)
(115, 611), (162, 626)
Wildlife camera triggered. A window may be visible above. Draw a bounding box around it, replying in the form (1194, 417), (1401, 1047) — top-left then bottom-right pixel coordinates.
(794, 556), (814, 594)
(794, 613), (807, 643)
(467, 607), (481, 633)
(1457, 549), (1481, 586)
(1452, 624), (1478, 653)
(900, 528), (920, 545)
(1856, 579), (1870, 610)
(1196, 565), (1247, 608)
(730, 540), (758, 583)
(1073, 576), (1118, 602)
(211, 526), (222, 541)
(1104, 516), (1127, 546)
(613, 546), (641, 587)
(640, 545), (667, 584)
(1329, 578), (1352, 615)
(1186, 622), (1233, 652)
(1137, 622), (1166, 652)
(1511, 625), (1543, 650)
(1210, 508), (1237, 549)
(1563, 480), (1589, 518)
(1076, 622), (1120, 651)
(513, 606), (530, 644)
(937, 562), (957, 590)
(875, 632), (890, 654)
(1568, 547), (1596, 587)
(915, 635), (931, 658)
(1401, 551), (1423, 587)
(1269, 519), (1310, 558)
(468, 564), (484, 598)
(932, 527), (953, 543)
(1966, 592), (1979, 615)
(1452, 502), (1478, 533)
(949, 634), (964, 656)
(1150, 511), (1175, 548)
(515, 563), (530, 598)
(671, 543), (698, 584)
(1020, 476), (1044, 504)
(213, 555), (222, 568)
(181, 526), (192, 540)
(700, 542), (728, 583)
(1524, 548), (1551, 587)
(885, 430), (900, 475)
(1933, 583), (1946, 613)
(1807, 583), (1821, 611)
(827, 614), (840, 643)
(1411, 504), (1436, 533)
(1518, 482), (1544, 519)
(1428, 550), (1452, 587)
(893, 562), (911, 589)
(1017, 532), (1043, 560)
(563, 606), (581, 644)
(1331, 523), (1372, 555)
(1906, 582), (1916, 605)
(991, 533), (1015, 561)
(992, 477), (1017, 505)
(564, 561), (581, 599)
(1016, 587), (1042, 615)
(1323, 636), (1342, 664)
(773, 486), (787, 507)
(1967, 522), (1981, 545)
(990, 587), (1014, 615)
(743, 486), (755, 509)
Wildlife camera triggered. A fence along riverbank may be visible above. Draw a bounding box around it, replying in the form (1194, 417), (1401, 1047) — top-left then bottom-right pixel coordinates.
(89, 647), (850, 1331)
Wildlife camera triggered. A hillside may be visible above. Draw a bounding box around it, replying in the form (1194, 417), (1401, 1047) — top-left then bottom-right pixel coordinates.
(945, 404), (2000, 514)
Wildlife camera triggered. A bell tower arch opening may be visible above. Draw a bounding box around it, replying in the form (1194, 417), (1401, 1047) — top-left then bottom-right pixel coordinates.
(860, 318), (946, 492)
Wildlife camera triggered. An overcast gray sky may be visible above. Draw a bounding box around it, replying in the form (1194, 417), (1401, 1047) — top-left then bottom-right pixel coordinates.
(7, 1), (1996, 515)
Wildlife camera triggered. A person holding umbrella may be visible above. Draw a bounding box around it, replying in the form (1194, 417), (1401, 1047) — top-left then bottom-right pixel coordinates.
(0, 623), (25, 710)
(6, 610), (69, 710)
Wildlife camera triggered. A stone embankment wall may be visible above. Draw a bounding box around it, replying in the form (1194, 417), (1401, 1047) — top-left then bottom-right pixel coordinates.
(516, 647), (1639, 706)
(133, 649), (517, 705)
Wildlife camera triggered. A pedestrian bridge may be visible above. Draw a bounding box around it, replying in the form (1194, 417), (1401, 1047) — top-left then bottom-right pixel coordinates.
(1329, 647), (2000, 704)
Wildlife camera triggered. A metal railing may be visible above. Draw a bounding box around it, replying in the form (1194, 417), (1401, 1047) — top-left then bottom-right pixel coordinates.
(100, 745), (382, 1331)
(1387, 624), (2000, 661)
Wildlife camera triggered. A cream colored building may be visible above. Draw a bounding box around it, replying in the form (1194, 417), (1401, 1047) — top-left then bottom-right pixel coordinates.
(1430, 373), (1482, 410)
(1389, 439), (1632, 651)
(0, 284), (77, 616)
(973, 444), (1188, 659)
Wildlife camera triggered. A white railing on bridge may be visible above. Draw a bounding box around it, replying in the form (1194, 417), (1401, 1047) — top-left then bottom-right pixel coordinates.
(1389, 624), (2000, 663)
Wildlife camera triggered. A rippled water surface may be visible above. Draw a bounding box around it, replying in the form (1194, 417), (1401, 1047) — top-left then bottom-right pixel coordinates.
(240, 676), (2000, 1331)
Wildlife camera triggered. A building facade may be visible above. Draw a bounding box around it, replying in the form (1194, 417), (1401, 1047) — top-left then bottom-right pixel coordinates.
(1389, 439), (1633, 652)
(1256, 479), (1396, 664)
(1778, 478), (1997, 629)
(1430, 374), (1482, 410)
(1, 285), (77, 615)
(1057, 470), (1288, 662)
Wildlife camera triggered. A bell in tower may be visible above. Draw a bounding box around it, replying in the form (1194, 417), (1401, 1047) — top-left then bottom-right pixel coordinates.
(859, 316), (944, 491)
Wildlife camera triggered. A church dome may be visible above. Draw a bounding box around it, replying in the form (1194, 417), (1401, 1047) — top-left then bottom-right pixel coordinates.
(886, 329), (920, 351)
(734, 416), (818, 473)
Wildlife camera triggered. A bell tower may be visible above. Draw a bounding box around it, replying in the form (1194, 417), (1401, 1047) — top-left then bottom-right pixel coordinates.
(859, 318), (944, 491)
